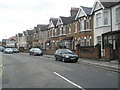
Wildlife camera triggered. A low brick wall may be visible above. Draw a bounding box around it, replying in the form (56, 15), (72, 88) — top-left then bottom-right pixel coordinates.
(43, 49), (56, 55)
(76, 44), (101, 59)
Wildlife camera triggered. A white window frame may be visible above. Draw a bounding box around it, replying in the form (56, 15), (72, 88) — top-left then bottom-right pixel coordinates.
(86, 19), (90, 30)
(97, 36), (101, 45)
(80, 38), (85, 46)
(68, 25), (71, 34)
(63, 26), (66, 35)
(86, 37), (90, 46)
(59, 27), (62, 35)
(104, 11), (108, 25)
(116, 7), (120, 23)
(96, 13), (101, 27)
(74, 23), (77, 33)
(80, 20), (84, 31)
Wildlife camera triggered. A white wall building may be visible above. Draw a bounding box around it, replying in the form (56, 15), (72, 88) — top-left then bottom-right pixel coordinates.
(91, 0), (120, 56)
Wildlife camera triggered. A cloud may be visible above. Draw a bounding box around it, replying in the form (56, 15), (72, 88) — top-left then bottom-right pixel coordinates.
(0, 0), (94, 41)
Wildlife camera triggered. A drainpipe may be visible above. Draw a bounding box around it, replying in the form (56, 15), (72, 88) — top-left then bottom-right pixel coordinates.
(110, 7), (113, 47)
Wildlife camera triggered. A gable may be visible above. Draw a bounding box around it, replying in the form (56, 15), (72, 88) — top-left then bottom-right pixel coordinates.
(94, 2), (104, 11)
(49, 20), (54, 28)
(91, 0), (105, 14)
(78, 9), (86, 18)
(75, 7), (86, 20)
(56, 17), (63, 26)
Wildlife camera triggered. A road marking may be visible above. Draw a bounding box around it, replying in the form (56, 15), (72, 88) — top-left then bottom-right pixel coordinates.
(54, 72), (85, 90)
(106, 73), (113, 76)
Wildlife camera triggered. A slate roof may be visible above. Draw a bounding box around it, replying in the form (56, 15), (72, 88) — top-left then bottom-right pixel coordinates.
(81, 6), (92, 15)
(18, 33), (23, 37)
(101, 1), (120, 8)
(60, 15), (76, 25)
(40, 24), (49, 31)
(50, 18), (58, 26)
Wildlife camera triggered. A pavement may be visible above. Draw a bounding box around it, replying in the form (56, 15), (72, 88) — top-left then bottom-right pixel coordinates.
(43, 54), (120, 72)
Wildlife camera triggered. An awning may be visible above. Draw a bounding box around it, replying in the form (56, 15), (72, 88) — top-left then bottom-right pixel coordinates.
(45, 40), (51, 43)
(63, 36), (73, 40)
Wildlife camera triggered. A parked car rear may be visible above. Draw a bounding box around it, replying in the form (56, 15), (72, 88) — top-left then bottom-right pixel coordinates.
(29, 48), (43, 56)
(12, 48), (19, 53)
(55, 49), (78, 63)
(4, 48), (13, 54)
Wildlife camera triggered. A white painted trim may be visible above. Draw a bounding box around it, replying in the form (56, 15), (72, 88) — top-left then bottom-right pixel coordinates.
(75, 6), (87, 20)
(91, 0), (105, 14)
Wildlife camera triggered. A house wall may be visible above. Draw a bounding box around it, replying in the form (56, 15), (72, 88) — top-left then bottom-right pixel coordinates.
(94, 9), (111, 46)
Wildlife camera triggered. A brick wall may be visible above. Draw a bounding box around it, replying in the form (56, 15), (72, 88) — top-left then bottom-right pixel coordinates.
(76, 44), (101, 59)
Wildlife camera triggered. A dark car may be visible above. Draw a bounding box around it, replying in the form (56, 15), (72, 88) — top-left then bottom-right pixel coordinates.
(3, 48), (13, 54)
(0, 46), (4, 52)
(55, 49), (78, 63)
(29, 48), (43, 56)
(12, 48), (19, 53)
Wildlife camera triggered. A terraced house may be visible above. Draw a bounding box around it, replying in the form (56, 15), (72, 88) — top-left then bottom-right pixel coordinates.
(91, 0), (120, 60)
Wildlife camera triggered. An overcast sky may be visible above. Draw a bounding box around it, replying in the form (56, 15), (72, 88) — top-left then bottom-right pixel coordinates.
(0, 0), (95, 41)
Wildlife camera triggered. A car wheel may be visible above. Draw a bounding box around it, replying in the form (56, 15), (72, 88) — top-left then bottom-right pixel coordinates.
(62, 58), (66, 62)
(55, 58), (58, 61)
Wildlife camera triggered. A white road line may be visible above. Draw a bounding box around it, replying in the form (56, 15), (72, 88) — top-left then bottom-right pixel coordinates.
(106, 73), (113, 76)
(54, 72), (85, 90)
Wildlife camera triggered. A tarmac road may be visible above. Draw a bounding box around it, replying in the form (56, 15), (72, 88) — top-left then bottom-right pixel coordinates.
(2, 53), (119, 89)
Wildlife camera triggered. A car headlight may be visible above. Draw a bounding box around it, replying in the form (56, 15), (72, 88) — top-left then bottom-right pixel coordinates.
(65, 56), (69, 58)
(76, 55), (78, 57)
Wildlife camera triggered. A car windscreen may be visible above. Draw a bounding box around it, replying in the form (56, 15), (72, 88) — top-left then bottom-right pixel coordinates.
(61, 49), (74, 54)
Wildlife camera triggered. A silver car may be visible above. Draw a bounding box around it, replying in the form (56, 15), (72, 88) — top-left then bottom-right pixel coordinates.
(4, 48), (13, 54)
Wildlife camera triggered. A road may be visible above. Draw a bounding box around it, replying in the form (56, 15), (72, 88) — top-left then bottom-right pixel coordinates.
(2, 53), (119, 89)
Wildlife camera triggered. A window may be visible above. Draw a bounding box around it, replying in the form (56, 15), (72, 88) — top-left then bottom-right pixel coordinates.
(68, 25), (71, 34)
(104, 11), (108, 25)
(74, 23), (77, 33)
(116, 7), (120, 23)
(63, 26), (66, 34)
(86, 38), (90, 46)
(74, 40), (77, 50)
(96, 13), (101, 26)
(80, 20), (84, 30)
(60, 27), (62, 35)
(80, 38), (85, 46)
(97, 36), (101, 45)
(86, 19), (90, 30)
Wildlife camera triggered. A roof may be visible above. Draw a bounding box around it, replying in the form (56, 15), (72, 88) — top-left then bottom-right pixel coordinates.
(8, 36), (16, 41)
(2, 39), (7, 42)
(40, 24), (49, 31)
(81, 6), (92, 15)
(50, 18), (58, 26)
(101, 1), (120, 8)
(60, 15), (76, 25)
(18, 33), (23, 37)
(91, 0), (120, 14)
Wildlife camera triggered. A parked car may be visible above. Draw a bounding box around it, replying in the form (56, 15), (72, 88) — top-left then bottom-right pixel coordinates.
(12, 48), (19, 53)
(29, 48), (43, 56)
(0, 46), (4, 52)
(55, 49), (78, 63)
(3, 48), (13, 54)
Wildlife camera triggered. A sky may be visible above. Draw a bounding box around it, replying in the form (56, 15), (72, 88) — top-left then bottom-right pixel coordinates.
(0, 0), (95, 41)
